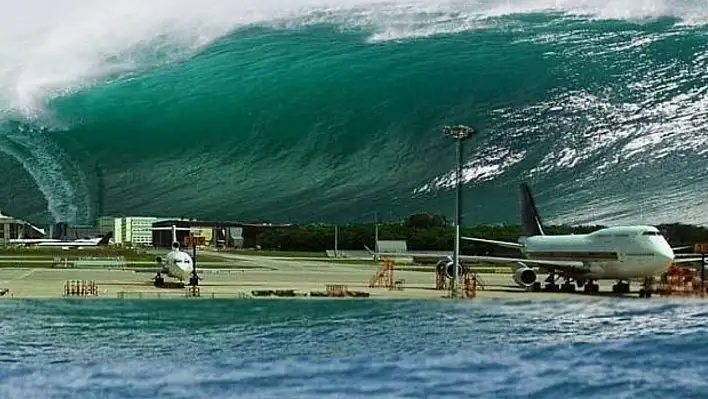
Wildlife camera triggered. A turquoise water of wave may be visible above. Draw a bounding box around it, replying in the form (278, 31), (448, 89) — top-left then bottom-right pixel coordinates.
(2, 11), (708, 226)
(1, 298), (708, 398)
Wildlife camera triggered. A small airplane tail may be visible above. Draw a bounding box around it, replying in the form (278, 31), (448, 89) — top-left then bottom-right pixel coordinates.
(97, 232), (112, 246)
(519, 183), (545, 237)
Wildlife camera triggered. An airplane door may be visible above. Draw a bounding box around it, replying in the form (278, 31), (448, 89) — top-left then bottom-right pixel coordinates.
(617, 251), (625, 263)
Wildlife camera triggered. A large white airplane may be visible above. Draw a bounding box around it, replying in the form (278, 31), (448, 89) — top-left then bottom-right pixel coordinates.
(379, 183), (703, 298)
(10, 232), (113, 247)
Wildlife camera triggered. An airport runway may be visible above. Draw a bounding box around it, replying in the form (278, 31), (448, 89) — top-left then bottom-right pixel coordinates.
(0, 253), (647, 300)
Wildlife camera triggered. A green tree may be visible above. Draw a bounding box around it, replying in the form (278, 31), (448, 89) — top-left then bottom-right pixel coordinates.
(250, 219), (708, 253)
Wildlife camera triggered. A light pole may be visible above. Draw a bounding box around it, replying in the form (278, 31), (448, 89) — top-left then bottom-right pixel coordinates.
(362, 211), (382, 260)
(443, 124), (475, 297)
(334, 224), (339, 258)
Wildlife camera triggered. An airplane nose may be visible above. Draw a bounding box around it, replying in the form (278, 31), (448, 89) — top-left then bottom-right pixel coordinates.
(657, 242), (675, 264)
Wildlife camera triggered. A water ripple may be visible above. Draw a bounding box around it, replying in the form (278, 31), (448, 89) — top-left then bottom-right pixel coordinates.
(1, 299), (708, 398)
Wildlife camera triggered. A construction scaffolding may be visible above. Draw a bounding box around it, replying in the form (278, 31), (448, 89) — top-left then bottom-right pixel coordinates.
(433, 263), (479, 299)
(63, 280), (99, 296)
(185, 285), (201, 297)
(447, 272), (478, 299)
(369, 258), (395, 288)
(435, 268), (448, 290)
(462, 273), (478, 298)
(435, 263), (485, 292)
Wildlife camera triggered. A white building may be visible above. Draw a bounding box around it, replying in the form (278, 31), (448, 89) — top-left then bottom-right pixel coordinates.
(96, 216), (177, 247)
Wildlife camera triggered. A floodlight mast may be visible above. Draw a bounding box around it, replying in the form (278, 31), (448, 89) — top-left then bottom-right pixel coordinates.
(443, 125), (475, 297)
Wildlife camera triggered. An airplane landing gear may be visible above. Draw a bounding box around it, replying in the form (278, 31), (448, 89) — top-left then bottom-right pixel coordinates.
(544, 273), (559, 292)
(612, 280), (630, 294)
(538, 273), (598, 294)
(583, 280), (600, 294)
(154, 272), (165, 288)
(639, 277), (654, 298)
(543, 274), (583, 293)
(561, 278), (576, 293)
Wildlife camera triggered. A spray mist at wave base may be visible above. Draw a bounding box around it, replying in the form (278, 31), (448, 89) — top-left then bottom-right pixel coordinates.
(1, 0), (708, 225)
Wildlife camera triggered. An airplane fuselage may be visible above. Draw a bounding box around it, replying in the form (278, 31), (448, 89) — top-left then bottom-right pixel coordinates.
(521, 225), (674, 280)
(161, 249), (194, 281)
(35, 240), (104, 247)
(10, 233), (112, 247)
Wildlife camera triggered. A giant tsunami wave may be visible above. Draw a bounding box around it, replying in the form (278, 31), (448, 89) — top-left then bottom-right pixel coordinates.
(1, 1), (708, 226)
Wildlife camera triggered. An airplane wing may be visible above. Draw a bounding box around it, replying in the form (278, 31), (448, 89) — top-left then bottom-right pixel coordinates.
(377, 252), (587, 273)
(672, 246), (693, 252)
(38, 241), (96, 247)
(457, 255), (584, 268)
(673, 252), (708, 258)
(461, 236), (524, 249)
(673, 257), (707, 264)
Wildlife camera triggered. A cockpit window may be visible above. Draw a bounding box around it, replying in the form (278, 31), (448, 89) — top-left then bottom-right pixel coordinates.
(642, 231), (661, 236)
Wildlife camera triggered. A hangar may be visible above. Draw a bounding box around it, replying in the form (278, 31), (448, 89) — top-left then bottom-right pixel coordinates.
(151, 219), (291, 249)
(0, 211), (46, 243)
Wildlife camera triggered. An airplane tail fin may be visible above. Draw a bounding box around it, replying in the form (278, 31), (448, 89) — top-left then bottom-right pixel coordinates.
(98, 232), (112, 246)
(518, 183), (545, 236)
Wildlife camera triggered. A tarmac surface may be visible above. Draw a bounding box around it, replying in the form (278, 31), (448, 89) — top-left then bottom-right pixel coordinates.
(0, 251), (652, 300)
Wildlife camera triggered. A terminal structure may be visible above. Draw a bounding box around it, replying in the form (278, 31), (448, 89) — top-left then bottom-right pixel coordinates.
(0, 211), (45, 244)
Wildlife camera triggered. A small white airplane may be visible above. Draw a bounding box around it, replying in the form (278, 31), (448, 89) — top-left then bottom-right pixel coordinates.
(155, 242), (195, 285)
(10, 233), (113, 247)
(378, 183), (704, 298)
(151, 224), (199, 287)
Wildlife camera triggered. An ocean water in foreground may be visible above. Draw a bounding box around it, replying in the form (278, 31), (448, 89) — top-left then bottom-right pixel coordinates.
(2, 298), (708, 398)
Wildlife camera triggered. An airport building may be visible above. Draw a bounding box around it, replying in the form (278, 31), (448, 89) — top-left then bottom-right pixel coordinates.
(97, 216), (182, 247)
(0, 211), (46, 243)
(151, 220), (291, 249)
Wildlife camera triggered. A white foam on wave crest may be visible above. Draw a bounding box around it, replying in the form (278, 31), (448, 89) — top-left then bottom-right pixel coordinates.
(413, 146), (526, 194)
(415, 11), (708, 224)
(272, 0), (708, 42)
(481, 0), (708, 25)
(1, 0), (705, 117)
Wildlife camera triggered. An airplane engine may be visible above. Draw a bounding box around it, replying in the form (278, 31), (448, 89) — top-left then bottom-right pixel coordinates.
(513, 264), (537, 287)
(446, 262), (464, 279)
(436, 260), (464, 279)
(435, 260), (447, 277)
